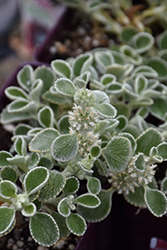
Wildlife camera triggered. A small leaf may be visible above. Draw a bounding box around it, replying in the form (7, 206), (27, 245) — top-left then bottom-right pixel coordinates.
(29, 128), (59, 153)
(93, 90), (110, 104)
(14, 124), (32, 136)
(24, 167), (49, 195)
(94, 103), (117, 118)
(63, 176), (79, 194)
(136, 128), (163, 156)
(42, 90), (69, 105)
(55, 78), (76, 97)
(29, 212), (59, 247)
(14, 137), (27, 156)
(51, 59), (72, 78)
(17, 65), (33, 91)
(90, 145), (101, 158)
(102, 136), (132, 172)
(150, 98), (167, 121)
(131, 32), (154, 53)
(38, 170), (66, 201)
(125, 186), (146, 208)
(30, 79), (43, 103)
(1, 166), (17, 183)
(134, 75), (148, 94)
(58, 198), (71, 217)
(58, 115), (70, 134)
(146, 57), (167, 80)
(121, 27), (138, 43)
(28, 152), (40, 169)
(77, 189), (112, 222)
(1, 108), (33, 124)
(37, 106), (54, 128)
(144, 186), (167, 217)
(51, 133), (78, 162)
(119, 132), (137, 154)
(134, 153), (145, 171)
(0, 207), (15, 236)
(157, 142), (167, 161)
(74, 193), (100, 208)
(21, 203), (36, 217)
(5, 86), (28, 100)
(73, 53), (93, 76)
(66, 213), (86, 236)
(7, 100), (36, 113)
(132, 65), (158, 78)
(158, 30), (167, 50)
(94, 50), (114, 73)
(0, 151), (13, 167)
(0, 180), (17, 199)
(87, 177), (101, 195)
(34, 65), (55, 94)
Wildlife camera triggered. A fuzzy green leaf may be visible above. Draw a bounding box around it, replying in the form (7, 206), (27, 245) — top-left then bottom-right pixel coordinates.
(94, 103), (117, 118)
(125, 186), (146, 208)
(21, 203), (36, 217)
(157, 142), (167, 160)
(37, 106), (54, 128)
(87, 177), (101, 195)
(38, 170), (66, 201)
(34, 66), (55, 94)
(131, 32), (154, 53)
(29, 128), (59, 153)
(57, 115), (70, 134)
(136, 128), (163, 156)
(17, 65), (33, 91)
(30, 212), (59, 247)
(73, 53), (93, 76)
(0, 207), (15, 236)
(146, 57), (167, 80)
(150, 98), (167, 121)
(63, 176), (79, 194)
(24, 167), (49, 195)
(90, 145), (101, 158)
(134, 153), (145, 171)
(93, 90), (110, 104)
(28, 152), (40, 169)
(0, 180), (17, 199)
(103, 136), (132, 172)
(74, 193), (100, 208)
(66, 213), (86, 236)
(144, 186), (167, 217)
(51, 133), (78, 162)
(51, 59), (72, 78)
(14, 137), (27, 156)
(55, 78), (76, 97)
(0, 151), (13, 167)
(5, 86), (28, 100)
(30, 79), (43, 103)
(7, 100), (36, 113)
(1, 166), (17, 183)
(77, 189), (112, 222)
(1, 108), (33, 124)
(58, 198), (71, 217)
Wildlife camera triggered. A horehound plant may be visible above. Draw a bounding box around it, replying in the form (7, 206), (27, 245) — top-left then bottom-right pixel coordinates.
(1, 30), (167, 247)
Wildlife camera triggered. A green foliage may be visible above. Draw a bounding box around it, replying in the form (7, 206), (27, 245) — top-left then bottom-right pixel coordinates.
(2, 19), (167, 247)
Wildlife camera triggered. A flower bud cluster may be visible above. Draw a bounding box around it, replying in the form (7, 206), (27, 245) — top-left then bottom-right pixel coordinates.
(109, 155), (156, 195)
(74, 88), (96, 107)
(69, 104), (99, 133)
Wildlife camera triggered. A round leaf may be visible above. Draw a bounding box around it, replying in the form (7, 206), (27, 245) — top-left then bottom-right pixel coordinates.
(37, 106), (54, 128)
(66, 213), (86, 236)
(58, 198), (71, 217)
(0, 207), (15, 236)
(87, 177), (101, 195)
(74, 193), (100, 208)
(55, 78), (76, 96)
(0, 180), (17, 199)
(1, 166), (17, 183)
(29, 128), (59, 153)
(94, 103), (117, 118)
(102, 136), (132, 172)
(51, 133), (78, 162)
(38, 170), (66, 201)
(24, 167), (49, 195)
(29, 212), (59, 247)
(21, 203), (36, 217)
(144, 186), (167, 217)
(63, 176), (79, 194)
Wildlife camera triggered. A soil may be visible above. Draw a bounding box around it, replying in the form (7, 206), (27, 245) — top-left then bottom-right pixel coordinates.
(48, 11), (117, 61)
